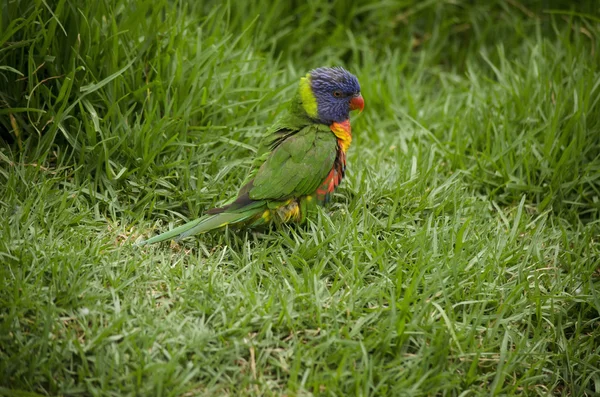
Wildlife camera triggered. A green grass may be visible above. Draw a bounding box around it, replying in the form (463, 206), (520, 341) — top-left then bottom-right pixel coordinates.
(1, 0), (599, 395)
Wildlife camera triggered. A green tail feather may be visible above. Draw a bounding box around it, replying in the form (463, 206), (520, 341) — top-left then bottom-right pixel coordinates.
(136, 207), (264, 246)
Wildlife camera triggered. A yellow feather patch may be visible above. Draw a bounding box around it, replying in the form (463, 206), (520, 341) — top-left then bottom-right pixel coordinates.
(299, 75), (318, 118)
(331, 120), (353, 153)
(276, 201), (301, 222)
(283, 204), (300, 222)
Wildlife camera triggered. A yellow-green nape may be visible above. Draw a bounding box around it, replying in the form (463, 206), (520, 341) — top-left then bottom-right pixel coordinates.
(299, 74), (318, 118)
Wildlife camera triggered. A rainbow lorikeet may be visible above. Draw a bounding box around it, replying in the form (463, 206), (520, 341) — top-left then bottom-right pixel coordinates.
(137, 67), (363, 246)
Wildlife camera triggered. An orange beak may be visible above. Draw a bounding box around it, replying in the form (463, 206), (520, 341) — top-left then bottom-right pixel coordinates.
(350, 94), (364, 113)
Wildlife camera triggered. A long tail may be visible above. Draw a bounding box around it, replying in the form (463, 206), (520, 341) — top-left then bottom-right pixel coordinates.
(136, 206), (264, 246)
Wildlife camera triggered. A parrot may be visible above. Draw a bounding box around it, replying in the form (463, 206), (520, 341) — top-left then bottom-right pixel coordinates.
(137, 66), (364, 246)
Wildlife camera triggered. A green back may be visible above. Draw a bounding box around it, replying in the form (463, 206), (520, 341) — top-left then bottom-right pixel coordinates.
(249, 123), (337, 200)
(249, 92), (315, 170)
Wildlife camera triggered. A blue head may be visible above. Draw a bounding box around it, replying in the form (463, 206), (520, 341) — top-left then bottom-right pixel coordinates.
(299, 67), (364, 124)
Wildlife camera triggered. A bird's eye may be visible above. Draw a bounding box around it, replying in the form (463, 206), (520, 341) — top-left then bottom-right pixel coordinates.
(333, 90), (342, 97)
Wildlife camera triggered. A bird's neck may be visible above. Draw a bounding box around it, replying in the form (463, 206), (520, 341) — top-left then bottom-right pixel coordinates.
(299, 76), (318, 119)
(330, 120), (352, 153)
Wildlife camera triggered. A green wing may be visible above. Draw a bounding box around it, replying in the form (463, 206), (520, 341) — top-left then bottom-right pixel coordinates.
(241, 95), (314, 186)
(249, 124), (337, 201)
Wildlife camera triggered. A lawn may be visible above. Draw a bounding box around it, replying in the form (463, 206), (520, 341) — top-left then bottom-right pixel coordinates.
(1, 0), (599, 395)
